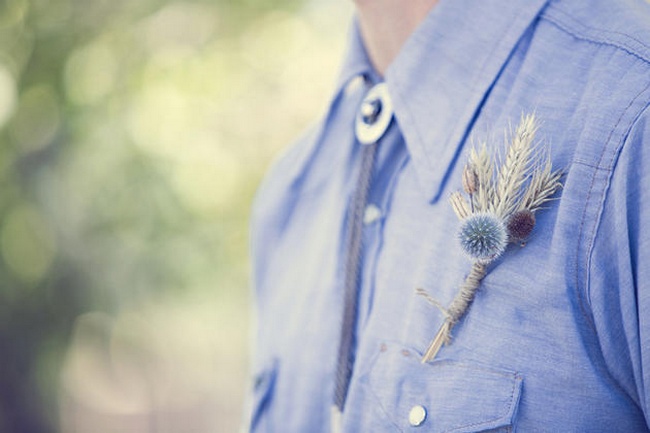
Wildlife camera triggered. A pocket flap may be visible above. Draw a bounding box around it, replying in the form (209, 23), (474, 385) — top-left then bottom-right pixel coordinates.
(367, 343), (523, 433)
(249, 359), (278, 432)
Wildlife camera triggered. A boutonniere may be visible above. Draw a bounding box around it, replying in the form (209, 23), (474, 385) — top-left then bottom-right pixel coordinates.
(418, 114), (564, 362)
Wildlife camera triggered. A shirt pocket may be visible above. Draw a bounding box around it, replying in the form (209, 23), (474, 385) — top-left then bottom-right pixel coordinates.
(363, 343), (523, 433)
(248, 359), (278, 433)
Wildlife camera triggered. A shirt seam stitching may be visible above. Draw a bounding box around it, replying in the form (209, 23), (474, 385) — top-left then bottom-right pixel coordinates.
(573, 83), (649, 334)
(542, 7), (650, 66)
(582, 84), (650, 310)
(570, 161), (610, 171)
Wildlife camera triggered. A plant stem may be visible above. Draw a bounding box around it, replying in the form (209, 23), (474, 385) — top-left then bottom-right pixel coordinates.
(421, 262), (487, 362)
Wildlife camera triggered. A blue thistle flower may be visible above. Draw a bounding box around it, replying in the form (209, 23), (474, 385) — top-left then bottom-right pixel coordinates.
(459, 212), (507, 263)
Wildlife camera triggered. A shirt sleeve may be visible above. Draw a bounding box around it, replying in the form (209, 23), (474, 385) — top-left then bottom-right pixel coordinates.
(588, 105), (650, 424)
(244, 121), (326, 432)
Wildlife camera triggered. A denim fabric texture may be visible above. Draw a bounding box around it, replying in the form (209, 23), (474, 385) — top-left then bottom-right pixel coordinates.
(249, 0), (650, 431)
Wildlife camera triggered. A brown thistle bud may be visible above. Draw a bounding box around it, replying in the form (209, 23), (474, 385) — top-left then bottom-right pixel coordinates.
(506, 209), (536, 242)
(462, 163), (478, 194)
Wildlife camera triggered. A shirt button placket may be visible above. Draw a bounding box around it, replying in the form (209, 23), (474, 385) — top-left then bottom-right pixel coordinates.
(332, 82), (394, 433)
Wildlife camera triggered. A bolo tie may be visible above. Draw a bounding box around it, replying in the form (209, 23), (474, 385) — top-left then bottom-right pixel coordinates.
(332, 82), (394, 432)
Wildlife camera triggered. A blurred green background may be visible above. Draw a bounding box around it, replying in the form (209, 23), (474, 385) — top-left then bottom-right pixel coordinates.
(0, 0), (350, 431)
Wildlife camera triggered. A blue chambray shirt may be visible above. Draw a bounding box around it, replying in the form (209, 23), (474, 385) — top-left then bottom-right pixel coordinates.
(249, 0), (650, 431)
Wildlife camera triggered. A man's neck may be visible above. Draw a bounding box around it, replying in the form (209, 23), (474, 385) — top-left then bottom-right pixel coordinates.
(355, 0), (439, 76)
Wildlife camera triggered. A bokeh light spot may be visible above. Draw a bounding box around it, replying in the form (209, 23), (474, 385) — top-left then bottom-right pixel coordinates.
(0, 0), (29, 29)
(127, 81), (191, 157)
(9, 84), (61, 153)
(64, 41), (118, 106)
(0, 64), (17, 130)
(142, 2), (217, 52)
(240, 11), (312, 72)
(171, 147), (243, 215)
(1, 203), (57, 284)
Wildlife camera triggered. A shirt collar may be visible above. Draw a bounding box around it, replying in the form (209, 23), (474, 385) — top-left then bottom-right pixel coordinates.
(383, 0), (550, 203)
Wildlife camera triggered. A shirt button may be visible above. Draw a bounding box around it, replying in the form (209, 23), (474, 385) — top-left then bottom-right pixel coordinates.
(363, 204), (382, 225)
(408, 405), (427, 427)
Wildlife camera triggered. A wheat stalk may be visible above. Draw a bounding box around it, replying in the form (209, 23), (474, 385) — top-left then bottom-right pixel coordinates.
(494, 115), (537, 218)
(468, 144), (495, 213)
(518, 158), (563, 213)
(449, 191), (471, 219)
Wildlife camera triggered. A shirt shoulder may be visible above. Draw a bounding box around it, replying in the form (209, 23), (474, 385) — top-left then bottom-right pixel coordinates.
(543, 0), (650, 64)
(529, 0), (650, 173)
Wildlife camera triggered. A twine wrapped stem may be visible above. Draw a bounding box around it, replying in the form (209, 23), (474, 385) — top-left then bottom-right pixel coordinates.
(421, 262), (487, 362)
